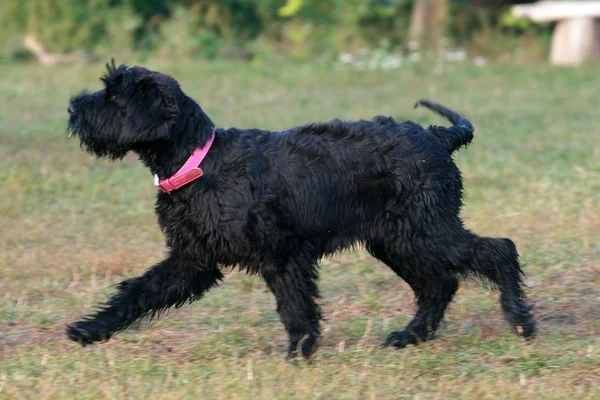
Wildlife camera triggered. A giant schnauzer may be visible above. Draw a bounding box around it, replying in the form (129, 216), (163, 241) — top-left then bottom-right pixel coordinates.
(65, 60), (536, 360)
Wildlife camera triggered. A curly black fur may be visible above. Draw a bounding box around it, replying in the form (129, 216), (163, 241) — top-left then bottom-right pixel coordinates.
(65, 62), (536, 360)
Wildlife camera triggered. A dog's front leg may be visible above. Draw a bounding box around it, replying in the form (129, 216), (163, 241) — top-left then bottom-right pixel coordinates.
(66, 252), (222, 346)
(262, 251), (322, 361)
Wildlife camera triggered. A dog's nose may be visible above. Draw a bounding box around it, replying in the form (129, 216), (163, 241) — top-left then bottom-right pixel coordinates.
(67, 103), (76, 115)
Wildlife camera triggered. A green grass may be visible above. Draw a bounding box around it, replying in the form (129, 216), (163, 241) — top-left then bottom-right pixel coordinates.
(1, 60), (599, 399)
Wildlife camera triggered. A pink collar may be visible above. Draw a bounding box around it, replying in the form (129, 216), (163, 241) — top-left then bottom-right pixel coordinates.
(154, 129), (216, 193)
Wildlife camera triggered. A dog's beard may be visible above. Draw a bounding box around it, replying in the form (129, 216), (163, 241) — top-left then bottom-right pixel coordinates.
(79, 134), (130, 160)
(81, 139), (129, 160)
(68, 119), (130, 160)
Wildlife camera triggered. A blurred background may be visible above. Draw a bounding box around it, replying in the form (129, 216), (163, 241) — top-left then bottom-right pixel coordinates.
(0, 0), (568, 66)
(1, 1), (599, 399)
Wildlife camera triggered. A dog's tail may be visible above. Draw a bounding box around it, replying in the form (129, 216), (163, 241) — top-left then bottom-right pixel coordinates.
(415, 99), (474, 154)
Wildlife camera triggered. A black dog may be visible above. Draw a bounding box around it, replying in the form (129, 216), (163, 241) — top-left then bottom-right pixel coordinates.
(66, 61), (535, 360)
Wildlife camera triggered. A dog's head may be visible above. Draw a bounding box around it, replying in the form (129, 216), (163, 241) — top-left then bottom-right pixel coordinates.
(67, 60), (184, 159)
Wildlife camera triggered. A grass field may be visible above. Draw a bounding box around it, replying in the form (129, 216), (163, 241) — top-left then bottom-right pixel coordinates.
(1, 60), (599, 399)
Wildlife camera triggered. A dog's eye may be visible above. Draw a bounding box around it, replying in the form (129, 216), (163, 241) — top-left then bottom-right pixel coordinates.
(111, 95), (117, 101)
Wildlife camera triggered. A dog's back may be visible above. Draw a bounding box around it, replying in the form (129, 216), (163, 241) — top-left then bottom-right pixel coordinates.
(223, 114), (466, 257)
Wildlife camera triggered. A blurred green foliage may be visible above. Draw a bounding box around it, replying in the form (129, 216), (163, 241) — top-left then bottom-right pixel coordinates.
(0, 0), (549, 62)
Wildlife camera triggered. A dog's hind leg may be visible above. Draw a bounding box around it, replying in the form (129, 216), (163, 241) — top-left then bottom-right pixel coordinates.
(367, 241), (459, 348)
(66, 252), (222, 346)
(467, 236), (536, 339)
(261, 247), (321, 361)
(369, 232), (536, 348)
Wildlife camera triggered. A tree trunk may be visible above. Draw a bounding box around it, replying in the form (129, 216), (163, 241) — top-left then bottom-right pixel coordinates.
(408, 0), (449, 50)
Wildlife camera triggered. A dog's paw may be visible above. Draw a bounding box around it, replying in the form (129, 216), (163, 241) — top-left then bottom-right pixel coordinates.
(383, 330), (419, 349)
(285, 333), (319, 362)
(66, 321), (112, 346)
(506, 301), (537, 340)
(514, 321), (537, 341)
(300, 333), (318, 360)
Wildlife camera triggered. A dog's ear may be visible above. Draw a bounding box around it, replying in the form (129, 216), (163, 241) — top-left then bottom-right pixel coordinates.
(120, 72), (181, 145)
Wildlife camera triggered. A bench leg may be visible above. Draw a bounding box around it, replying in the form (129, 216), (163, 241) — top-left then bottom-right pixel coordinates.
(551, 18), (600, 66)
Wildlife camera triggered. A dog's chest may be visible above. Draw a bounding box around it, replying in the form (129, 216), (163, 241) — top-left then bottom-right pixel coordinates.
(155, 193), (251, 260)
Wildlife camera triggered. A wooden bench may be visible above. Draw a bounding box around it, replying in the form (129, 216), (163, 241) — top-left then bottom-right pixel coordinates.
(512, 1), (600, 66)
